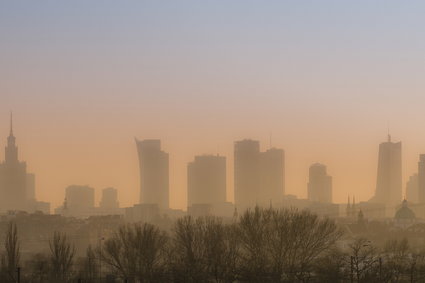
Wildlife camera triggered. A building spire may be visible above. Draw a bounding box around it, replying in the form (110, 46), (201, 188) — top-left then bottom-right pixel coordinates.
(9, 111), (13, 136)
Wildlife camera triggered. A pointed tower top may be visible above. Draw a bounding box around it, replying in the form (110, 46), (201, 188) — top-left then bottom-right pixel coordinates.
(9, 112), (13, 136)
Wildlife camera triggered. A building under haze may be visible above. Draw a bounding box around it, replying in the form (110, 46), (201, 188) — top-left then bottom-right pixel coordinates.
(418, 155), (425, 204)
(62, 185), (95, 218)
(307, 163), (332, 203)
(136, 139), (169, 210)
(0, 115), (50, 214)
(406, 174), (419, 204)
(370, 135), (402, 212)
(234, 139), (285, 210)
(234, 140), (261, 210)
(187, 155), (226, 207)
(100, 187), (119, 209)
(260, 148), (285, 207)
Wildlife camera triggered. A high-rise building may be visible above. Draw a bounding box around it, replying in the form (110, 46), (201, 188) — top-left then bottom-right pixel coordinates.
(135, 139), (169, 209)
(307, 163), (332, 203)
(0, 114), (28, 211)
(417, 155), (425, 203)
(406, 174), (419, 203)
(371, 135), (402, 207)
(26, 173), (35, 200)
(65, 185), (95, 209)
(234, 139), (285, 210)
(234, 139), (260, 210)
(187, 155), (226, 207)
(259, 148), (284, 206)
(100, 187), (119, 209)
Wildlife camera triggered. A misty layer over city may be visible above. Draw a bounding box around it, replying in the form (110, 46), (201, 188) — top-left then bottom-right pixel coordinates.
(2, 1), (425, 282)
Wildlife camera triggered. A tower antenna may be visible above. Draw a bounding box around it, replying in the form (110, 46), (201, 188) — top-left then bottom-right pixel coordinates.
(387, 121), (391, 142)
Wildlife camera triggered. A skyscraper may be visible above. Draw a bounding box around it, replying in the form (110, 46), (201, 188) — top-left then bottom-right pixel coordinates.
(135, 139), (169, 209)
(417, 154), (425, 203)
(259, 148), (285, 206)
(187, 155), (226, 207)
(307, 163), (332, 203)
(100, 187), (119, 209)
(406, 173), (419, 203)
(0, 114), (28, 211)
(234, 139), (260, 210)
(371, 135), (402, 207)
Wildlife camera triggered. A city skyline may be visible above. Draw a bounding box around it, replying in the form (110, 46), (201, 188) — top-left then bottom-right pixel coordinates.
(0, 116), (422, 211)
(2, 1), (425, 210)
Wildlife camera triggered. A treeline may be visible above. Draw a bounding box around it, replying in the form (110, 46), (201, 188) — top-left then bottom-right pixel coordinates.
(1, 208), (425, 282)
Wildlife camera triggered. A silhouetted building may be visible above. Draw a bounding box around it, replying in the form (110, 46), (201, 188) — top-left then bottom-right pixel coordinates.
(187, 155), (226, 207)
(136, 139), (169, 210)
(125, 203), (160, 223)
(234, 139), (285, 210)
(406, 174), (419, 203)
(26, 173), (35, 201)
(418, 155), (425, 203)
(307, 163), (332, 203)
(100, 187), (119, 209)
(370, 135), (402, 211)
(61, 185), (95, 218)
(394, 199), (416, 229)
(234, 140), (261, 210)
(259, 148), (284, 206)
(0, 115), (27, 211)
(0, 114), (49, 213)
(346, 196), (357, 217)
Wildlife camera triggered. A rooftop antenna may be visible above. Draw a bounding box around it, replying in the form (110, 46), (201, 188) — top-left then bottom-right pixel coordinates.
(387, 121), (391, 142)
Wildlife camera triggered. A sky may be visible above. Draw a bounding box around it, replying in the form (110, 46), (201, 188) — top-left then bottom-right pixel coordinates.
(1, 1), (425, 210)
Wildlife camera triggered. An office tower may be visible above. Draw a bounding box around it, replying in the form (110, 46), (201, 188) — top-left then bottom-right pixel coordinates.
(187, 155), (226, 207)
(418, 155), (425, 203)
(259, 148), (284, 206)
(135, 139), (169, 209)
(234, 139), (260, 210)
(65, 185), (95, 211)
(371, 135), (402, 207)
(26, 173), (35, 200)
(406, 174), (419, 203)
(307, 163), (332, 203)
(0, 114), (28, 211)
(100, 187), (119, 209)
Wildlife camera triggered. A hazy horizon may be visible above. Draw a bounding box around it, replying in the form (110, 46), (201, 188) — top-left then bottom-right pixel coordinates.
(2, 1), (425, 210)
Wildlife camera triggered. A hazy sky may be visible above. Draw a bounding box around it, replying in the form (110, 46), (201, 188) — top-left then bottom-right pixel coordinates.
(2, 1), (425, 210)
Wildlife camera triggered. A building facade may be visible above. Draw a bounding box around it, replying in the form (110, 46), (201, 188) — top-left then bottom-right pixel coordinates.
(135, 139), (169, 210)
(371, 135), (402, 209)
(307, 163), (332, 203)
(187, 155), (226, 207)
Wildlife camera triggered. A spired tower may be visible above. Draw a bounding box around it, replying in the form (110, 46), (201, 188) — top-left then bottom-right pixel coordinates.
(370, 134), (402, 212)
(0, 113), (28, 211)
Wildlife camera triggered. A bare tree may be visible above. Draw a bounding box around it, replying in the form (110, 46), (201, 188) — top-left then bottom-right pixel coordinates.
(348, 237), (380, 282)
(238, 207), (272, 282)
(76, 245), (98, 282)
(25, 253), (50, 283)
(1, 222), (20, 282)
(171, 215), (240, 283)
(49, 231), (76, 281)
(101, 223), (168, 282)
